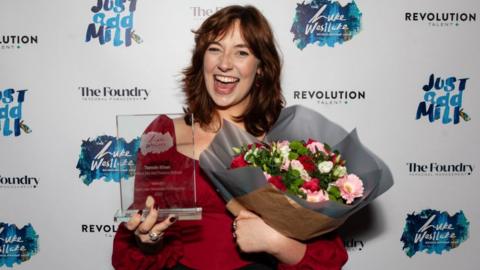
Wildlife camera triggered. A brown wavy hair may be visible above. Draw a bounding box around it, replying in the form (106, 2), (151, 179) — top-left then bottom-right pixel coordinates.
(182, 5), (284, 136)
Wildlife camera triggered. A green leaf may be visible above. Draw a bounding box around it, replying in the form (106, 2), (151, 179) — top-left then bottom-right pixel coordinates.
(289, 152), (299, 160)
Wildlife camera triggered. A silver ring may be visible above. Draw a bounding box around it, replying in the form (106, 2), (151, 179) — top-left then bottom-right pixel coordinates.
(148, 232), (160, 242)
(232, 220), (238, 231)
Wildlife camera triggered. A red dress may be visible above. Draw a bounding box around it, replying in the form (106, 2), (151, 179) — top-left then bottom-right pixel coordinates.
(112, 116), (348, 270)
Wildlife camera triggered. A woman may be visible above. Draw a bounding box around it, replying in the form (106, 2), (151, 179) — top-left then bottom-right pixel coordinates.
(112, 5), (348, 270)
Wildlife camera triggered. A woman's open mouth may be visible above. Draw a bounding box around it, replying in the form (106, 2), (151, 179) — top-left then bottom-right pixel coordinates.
(214, 75), (240, 95)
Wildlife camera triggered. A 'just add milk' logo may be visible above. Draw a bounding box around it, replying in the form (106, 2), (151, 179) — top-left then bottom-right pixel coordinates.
(0, 223), (39, 267)
(0, 88), (31, 137)
(85, 0), (143, 47)
(76, 135), (140, 185)
(291, 0), (362, 49)
(400, 209), (469, 257)
(416, 74), (470, 124)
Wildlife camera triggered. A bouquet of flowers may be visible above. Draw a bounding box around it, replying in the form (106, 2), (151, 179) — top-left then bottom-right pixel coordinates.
(200, 106), (393, 240)
(231, 139), (364, 205)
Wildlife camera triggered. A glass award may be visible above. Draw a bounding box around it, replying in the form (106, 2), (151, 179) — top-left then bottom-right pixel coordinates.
(114, 113), (202, 222)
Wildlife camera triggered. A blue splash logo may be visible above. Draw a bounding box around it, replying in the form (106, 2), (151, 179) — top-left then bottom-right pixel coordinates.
(0, 88), (31, 137)
(416, 74), (470, 124)
(76, 135), (140, 186)
(400, 209), (469, 257)
(85, 0), (142, 47)
(290, 0), (362, 49)
(0, 223), (39, 267)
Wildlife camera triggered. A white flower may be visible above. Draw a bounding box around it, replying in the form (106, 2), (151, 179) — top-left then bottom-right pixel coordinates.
(291, 160), (311, 181)
(333, 166), (347, 177)
(318, 161), (334, 174)
(276, 141), (291, 159)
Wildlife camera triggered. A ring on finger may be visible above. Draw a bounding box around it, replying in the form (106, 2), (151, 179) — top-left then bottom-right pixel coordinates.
(148, 231), (162, 242)
(232, 220), (238, 230)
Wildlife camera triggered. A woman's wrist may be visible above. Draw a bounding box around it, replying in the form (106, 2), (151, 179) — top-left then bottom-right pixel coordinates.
(268, 233), (306, 265)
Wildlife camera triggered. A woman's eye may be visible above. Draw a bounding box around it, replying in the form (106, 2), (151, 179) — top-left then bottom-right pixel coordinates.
(238, 50), (249, 56)
(207, 47), (220, 52)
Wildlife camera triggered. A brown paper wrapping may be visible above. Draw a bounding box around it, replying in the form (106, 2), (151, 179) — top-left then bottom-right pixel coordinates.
(227, 185), (347, 241)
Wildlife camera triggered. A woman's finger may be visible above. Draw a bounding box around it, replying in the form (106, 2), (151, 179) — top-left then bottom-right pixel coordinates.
(125, 210), (143, 231)
(236, 209), (258, 220)
(137, 197), (158, 233)
(150, 214), (177, 235)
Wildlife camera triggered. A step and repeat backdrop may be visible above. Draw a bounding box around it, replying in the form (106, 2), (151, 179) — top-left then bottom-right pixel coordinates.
(1, 0), (478, 269)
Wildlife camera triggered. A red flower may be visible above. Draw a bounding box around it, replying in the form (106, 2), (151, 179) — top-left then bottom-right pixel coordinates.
(298, 155), (315, 172)
(231, 155), (248, 168)
(268, 175), (287, 191)
(302, 178), (320, 192)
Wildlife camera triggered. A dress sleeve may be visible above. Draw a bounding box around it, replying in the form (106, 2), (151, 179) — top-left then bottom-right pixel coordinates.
(277, 233), (348, 270)
(112, 223), (184, 270)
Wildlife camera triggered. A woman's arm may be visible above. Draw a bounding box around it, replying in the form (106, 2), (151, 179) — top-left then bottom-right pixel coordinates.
(234, 210), (348, 269)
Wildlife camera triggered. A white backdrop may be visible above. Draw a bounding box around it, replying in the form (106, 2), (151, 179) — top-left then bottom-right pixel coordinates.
(1, 0), (479, 269)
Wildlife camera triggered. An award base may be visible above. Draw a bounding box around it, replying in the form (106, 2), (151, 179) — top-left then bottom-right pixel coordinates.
(114, 207), (202, 222)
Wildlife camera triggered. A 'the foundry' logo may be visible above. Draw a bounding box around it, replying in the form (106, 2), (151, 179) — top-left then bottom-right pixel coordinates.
(76, 135), (141, 185)
(400, 209), (469, 257)
(78, 86), (150, 101)
(0, 175), (39, 189)
(291, 0), (362, 49)
(407, 162), (474, 177)
(0, 223), (39, 267)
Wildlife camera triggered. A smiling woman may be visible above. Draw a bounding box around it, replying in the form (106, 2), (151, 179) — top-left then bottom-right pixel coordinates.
(182, 5), (283, 137)
(112, 5), (348, 270)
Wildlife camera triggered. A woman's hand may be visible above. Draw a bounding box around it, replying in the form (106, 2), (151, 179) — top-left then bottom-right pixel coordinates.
(234, 210), (306, 265)
(125, 196), (177, 249)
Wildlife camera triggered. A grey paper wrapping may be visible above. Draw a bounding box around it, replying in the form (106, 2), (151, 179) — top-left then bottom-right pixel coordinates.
(199, 105), (393, 240)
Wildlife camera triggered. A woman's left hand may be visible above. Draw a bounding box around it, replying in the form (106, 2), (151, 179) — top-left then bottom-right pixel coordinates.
(234, 210), (306, 264)
(233, 210), (284, 254)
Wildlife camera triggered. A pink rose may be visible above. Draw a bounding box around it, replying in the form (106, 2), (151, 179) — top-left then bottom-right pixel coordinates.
(281, 158), (290, 171)
(268, 175), (287, 192)
(306, 139), (327, 154)
(302, 178), (320, 192)
(335, 174), (364, 204)
(301, 188), (329, 203)
(231, 155), (248, 168)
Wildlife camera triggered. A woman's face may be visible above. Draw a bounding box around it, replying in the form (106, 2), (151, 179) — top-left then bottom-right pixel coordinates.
(203, 21), (260, 113)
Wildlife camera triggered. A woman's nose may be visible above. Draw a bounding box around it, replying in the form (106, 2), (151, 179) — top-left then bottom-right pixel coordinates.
(218, 54), (233, 72)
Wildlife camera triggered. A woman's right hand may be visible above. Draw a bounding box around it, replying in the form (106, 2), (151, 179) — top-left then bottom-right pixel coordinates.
(125, 196), (177, 248)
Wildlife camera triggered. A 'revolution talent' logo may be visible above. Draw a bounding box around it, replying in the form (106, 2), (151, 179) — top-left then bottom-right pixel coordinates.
(76, 135), (140, 186)
(85, 0), (142, 47)
(407, 162), (474, 177)
(0, 223), (39, 267)
(78, 86), (150, 101)
(0, 88), (31, 137)
(416, 74), (470, 125)
(0, 175), (39, 189)
(0, 35), (38, 50)
(400, 209), (469, 257)
(405, 11), (477, 27)
(81, 224), (118, 238)
(291, 0), (362, 49)
(293, 90), (365, 105)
